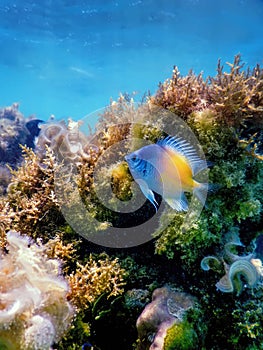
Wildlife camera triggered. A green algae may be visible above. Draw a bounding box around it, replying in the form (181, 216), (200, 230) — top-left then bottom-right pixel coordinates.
(164, 321), (198, 350)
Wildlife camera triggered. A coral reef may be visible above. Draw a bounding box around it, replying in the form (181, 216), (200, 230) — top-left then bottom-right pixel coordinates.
(147, 55), (263, 269)
(36, 118), (90, 163)
(67, 254), (126, 311)
(136, 286), (198, 350)
(0, 231), (73, 350)
(231, 289), (263, 346)
(163, 321), (198, 350)
(0, 55), (262, 349)
(151, 66), (207, 118)
(201, 234), (263, 295)
(34, 112), (134, 241)
(1, 146), (62, 240)
(151, 54), (263, 128)
(0, 103), (43, 194)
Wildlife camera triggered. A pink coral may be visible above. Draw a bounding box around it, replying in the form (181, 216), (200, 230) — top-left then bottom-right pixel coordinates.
(136, 286), (195, 350)
(0, 231), (74, 350)
(36, 118), (90, 163)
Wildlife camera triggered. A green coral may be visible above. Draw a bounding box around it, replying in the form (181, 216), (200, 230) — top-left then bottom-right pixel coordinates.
(57, 311), (91, 350)
(164, 320), (198, 350)
(231, 294), (263, 347)
(154, 210), (219, 265)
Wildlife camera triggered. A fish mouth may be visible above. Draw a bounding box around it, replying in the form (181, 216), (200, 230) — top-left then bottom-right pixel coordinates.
(124, 153), (134, 162)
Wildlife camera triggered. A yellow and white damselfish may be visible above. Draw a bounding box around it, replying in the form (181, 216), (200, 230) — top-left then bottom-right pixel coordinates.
(125, 135), (209, 212)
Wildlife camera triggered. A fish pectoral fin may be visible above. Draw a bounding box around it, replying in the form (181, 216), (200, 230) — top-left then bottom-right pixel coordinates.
(136, 179), (159, 212)
(164, 193), (188, 212)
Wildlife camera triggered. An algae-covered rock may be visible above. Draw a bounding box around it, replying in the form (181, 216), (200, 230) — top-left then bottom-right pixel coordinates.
(164, 320), (198, 350)
(0, 103), (43, 194)
(136, 286), (199, 350)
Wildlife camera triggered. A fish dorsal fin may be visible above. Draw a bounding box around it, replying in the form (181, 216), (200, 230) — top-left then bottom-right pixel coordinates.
(157, 135), (207, 175)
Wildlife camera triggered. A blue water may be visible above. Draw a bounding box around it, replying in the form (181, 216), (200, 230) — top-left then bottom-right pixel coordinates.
(0, 0), (262, 121)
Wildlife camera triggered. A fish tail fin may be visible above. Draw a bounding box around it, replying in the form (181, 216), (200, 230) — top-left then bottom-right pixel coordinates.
(193, 181), (220, 207)
(193, 182), (209, 207)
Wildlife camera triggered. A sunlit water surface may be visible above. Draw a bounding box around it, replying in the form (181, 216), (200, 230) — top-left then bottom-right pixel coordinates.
(0, 0), (262, 123)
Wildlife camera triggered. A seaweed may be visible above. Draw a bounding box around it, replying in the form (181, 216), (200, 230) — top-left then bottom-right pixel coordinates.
(0, 55), (263, 349)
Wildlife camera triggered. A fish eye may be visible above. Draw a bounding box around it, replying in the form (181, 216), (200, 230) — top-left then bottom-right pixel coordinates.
(131, 155), (137, 162)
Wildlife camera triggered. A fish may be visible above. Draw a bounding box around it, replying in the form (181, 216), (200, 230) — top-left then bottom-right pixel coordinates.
(82, 342), (93, 350)
(125, 135), (209, 211)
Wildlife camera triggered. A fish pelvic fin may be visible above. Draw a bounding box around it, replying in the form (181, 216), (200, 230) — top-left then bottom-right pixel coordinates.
(136, 179), (159, 212)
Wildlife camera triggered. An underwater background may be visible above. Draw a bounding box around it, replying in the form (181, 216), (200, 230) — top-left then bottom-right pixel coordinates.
(0, 0), (263, 121)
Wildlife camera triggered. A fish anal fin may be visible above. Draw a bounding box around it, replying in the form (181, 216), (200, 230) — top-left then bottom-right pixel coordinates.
(164, 193), (189, 212)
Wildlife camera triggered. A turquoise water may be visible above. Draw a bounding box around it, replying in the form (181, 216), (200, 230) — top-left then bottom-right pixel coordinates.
(0, 0), (262, 121)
